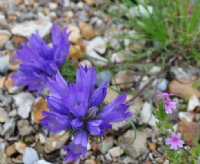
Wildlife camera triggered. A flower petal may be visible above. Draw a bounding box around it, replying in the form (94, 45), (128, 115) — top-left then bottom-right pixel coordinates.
(87, 120), (103, 136)
(40, 111), (71, 133)
(90, 82), (108, 107)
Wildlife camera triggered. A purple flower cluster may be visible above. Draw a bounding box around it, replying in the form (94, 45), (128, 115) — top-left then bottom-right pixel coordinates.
(166, 132), (184, 150)
(40, 66), (132, 162)
(12, 25), (71, 95)
(158, 93), (176, 114)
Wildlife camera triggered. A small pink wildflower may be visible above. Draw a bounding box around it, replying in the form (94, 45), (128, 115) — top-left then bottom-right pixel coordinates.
(164, 99), (176, 114)
(158, 92), (176, 114)
(166, 132), (184, 150)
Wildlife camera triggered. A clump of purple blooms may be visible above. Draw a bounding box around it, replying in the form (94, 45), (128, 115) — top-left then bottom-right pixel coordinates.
(166, 132), (184, 150)
(40, 66), (132, 162)
(158, 93), (176, 114)
(12, 25), (71, 95)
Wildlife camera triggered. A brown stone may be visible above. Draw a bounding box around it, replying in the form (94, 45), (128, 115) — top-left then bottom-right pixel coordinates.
(32, 97), (48, 124)
(148, 143), (156, 151)
(169, 80), (200, 98)
(79, 22), (95, 40)
(178, 120), (200, 146)
(6, 144), (16, 157)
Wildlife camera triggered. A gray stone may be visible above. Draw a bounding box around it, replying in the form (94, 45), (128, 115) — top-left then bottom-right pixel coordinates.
(118, 129), (148, 159)
(170, 67), (192, 81)
(86, 50), (108, 66)
(187, 95), (200, 111)
(0, 107), (9, 122)
(0, 55), (9, 74)
(152, 78), (168, 91)
(11, 19), (52, 37)
(14, 92), (35, 119)
(108, 146), (124, 158)
(97, 71), (112, 86)
(34, 160), (52, 164)
(0, 30), (11, 48)
(86, 36), (107, 54)
(17, 120), (33, 136)
(2, 118), (15, 135)
(23, 147), (39, 164)
(140, 102), (158, 127)
(99, 137), (114, 154)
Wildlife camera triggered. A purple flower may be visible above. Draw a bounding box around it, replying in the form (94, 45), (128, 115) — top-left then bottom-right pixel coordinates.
(12, 25), (71, 95)
(40, 66), (132, 162)
(166, 132), (184, 150)
(158, 92), (176, 114)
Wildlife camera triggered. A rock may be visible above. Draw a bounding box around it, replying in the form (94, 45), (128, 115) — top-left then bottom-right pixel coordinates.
(80, 59), (92, 67)
(17, 120), (33, 136)
(32, 97), (48, 124)
(69, 44), (85, 59)
(44, 132), (69, 153)
(169, 80), (200, 98)
(97, 71), (112, 86)
(0, 76), (6, 89)
(0, 54), (9, 74)
(108, 146), (124, 158)
(6, 144), (17, 157)
(85, 0), (94, 5)
(111, 51), (127, 63)
(48, 3), (58, 10)
(79, 22), (95, 40)
(112, 120), (129, 131)
(178, 120), (200, 145)
(152, 78), (168, 91)
(104, 87), (118, 104)
(128, 98), (143, 114)
(170, 67), (192, 81)
(5, 73), (23, 94)
(99, 137), (114, 154)
(0, 30), (11, 48)
(141, 102), (158, 127)
(149, 66), (161, 75)
(15, 142), (26, 153)
(139, 76), (150, 89)
(38, 133), (46, 144)
(187, 95), (200, 111)
(86, 36), (107, 54)
(0, 153), (9, 164)
(14, 92), (35, 119)
(0, 107), (9, 122)
(113, 70), (134, 89)
(34, 160), (52, 164)
(122, 156), (135, 164)
(178, 112), (194, 122)
(148, 143), (156, 151)
(23, 147), (39, 164)
(0, 138), (6, 152)
(84, 156), (96, 164)
(118, 129), (148, 159)
(2, 118), (15, 135)
(86, 50), (108, 66)
(11, 19), (52, 37)
(67, 25), (81, 43)
(8, 53), (20, 71)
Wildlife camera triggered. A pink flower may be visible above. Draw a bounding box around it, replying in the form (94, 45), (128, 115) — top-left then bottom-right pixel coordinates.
(158, 93), (173, 101)
(158, 92), (176, 114)
(164, 99), (176, 114)
(166, 132), (184, 150)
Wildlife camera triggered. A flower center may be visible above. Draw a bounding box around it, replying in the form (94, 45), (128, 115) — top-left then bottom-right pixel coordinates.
(85, 106), (99, 120)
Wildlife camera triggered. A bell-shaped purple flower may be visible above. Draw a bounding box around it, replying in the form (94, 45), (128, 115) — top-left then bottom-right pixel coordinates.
(12, 25), (71, 95)
(40, 66), (132, 162)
